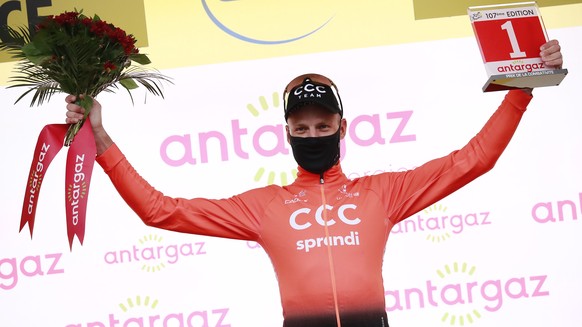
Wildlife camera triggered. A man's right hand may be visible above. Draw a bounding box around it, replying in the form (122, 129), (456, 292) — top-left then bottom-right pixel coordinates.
(65, 95), (113, 155)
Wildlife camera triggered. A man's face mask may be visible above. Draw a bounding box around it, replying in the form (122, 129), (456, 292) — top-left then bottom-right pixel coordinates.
(289, 127), (341, 175)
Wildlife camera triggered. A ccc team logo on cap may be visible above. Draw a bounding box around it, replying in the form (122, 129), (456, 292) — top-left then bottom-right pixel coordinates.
(293, 82), (328, 98)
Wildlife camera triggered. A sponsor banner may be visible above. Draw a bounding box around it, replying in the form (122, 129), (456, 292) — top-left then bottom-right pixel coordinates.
(414, 0), (582, 20)
(0, 0), (148, 64)
(2, 0), (582, 79)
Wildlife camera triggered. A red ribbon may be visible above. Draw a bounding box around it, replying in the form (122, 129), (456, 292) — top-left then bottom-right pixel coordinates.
(20, 120), (96, 250)
(20, 124), (68, 235)
(64, 120), (96, 248)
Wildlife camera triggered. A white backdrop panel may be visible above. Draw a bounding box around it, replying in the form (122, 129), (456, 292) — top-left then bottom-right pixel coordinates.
(0, 27), (581, 327)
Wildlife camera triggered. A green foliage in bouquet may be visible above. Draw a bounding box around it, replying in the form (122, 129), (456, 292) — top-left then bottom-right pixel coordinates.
(0, 10), (171, 146)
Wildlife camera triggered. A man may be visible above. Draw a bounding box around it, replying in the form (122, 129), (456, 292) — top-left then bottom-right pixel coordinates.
(65, 40), (563, 327)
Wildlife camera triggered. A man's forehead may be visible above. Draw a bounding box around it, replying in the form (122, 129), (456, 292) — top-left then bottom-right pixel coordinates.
(287, 104), (341, 119)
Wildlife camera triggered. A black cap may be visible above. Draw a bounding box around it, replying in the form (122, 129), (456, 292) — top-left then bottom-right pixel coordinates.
(284, 78), (343, 120)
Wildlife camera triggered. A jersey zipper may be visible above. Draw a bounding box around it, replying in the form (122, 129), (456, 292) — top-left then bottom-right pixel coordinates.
(319, 172), (342, 327)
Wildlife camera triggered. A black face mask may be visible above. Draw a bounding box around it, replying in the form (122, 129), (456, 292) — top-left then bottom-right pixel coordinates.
(289, 128), (341, 175)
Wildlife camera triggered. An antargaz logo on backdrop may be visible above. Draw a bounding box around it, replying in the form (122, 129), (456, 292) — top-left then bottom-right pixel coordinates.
(0, 252), (65, 291)
(391, 203), (492, 242)
(103, 234), (207, 272)
(160, 91), (417, 186)
(63, 295), (231, 327)
(531, 192), (582, 224)
(385, 261), (550, 325)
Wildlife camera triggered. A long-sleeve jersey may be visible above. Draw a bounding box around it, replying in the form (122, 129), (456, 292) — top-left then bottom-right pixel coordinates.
(96, 90), (532, 327)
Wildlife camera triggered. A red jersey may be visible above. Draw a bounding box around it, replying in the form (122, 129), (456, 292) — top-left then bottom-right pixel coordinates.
(97, 90), (532, 326)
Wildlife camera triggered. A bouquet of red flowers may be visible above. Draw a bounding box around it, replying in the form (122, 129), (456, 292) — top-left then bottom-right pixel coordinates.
(1, 10), (171, 248)
(0, 10), (170, 145)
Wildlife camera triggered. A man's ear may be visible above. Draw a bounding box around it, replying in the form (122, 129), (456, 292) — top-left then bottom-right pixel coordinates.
(286, 125), (291, 144)
(339, 118), (347, 140)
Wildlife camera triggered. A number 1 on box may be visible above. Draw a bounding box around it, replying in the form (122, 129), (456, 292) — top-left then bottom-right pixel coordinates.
(501, 21), (526, 58)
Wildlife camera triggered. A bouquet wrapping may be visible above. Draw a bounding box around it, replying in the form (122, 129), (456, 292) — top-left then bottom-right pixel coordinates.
(0, 10), (171, 249)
